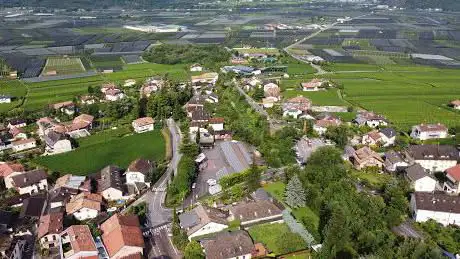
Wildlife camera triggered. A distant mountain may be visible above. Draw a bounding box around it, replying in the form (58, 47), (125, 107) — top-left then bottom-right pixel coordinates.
(383, 0), (460, 11)
(1, 0), (187, 9)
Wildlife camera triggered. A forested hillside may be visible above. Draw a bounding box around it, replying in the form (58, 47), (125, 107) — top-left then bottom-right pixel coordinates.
(383, 0), (460, 11)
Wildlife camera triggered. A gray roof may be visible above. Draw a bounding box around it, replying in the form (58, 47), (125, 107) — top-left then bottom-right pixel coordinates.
(45, 131), (66, 147)
(99, 165), (123, 192)
(179, 211), (200, 229)
(250, 188), (271, 201)
(413, 192), (460, 213)
(179, 205), (228, 236)
(11, 169), (47, 188)
(385, 150), (404, 164)
(405, 163), (431, 182)
(406, 145), (459, 161)
(219, 141), (252, 174)
(229, 200), (283, 223)
(201, 231), (254, 259)
(380, 128), (396, 138)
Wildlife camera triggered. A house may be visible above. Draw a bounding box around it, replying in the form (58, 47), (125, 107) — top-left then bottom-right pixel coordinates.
(179, 204), (228, 240)
(0, 163), (25, 188)
(132, 117), (154, 133)
(379, 128), (396, 146)
(190, 64), (203, 72)
(80, 95), (97, 105)
(19, 194), (47, 219)
(231, 56), (249, 65)
(11, 138), (36, 152)
(11, 169), (48, 195)
(228, 200), (283, 228)
(38, 212), (63, 249)
(352, 146), (384, 170)
(313, 115), (341, 135)
(191, 72), (219, 85)
(140, 84), (157, 98)
(99, 165), (124, 201)
(208, 117), (224, 131)
(282, 96), (312, 119)
(404, 145), (459, 172)
(54, 174), (87, 191)
(101, 86), (125, 101)
(66, 193), (103, 221)
(0, 236), (27, 259)
(443, 164), (460, 194)
(185, 95), (206, 114)
(384, 150), (409, 172)
(295, 137), (329, 164)
(0, 95), (12, 103)
(210, 129), (233, 141)
(449, 99), (460, 110)
(410, 192), (460, 226)
(50, 101), (75, 115)
(60, 225), (98, 259)
(262, 97), (277, 108)
(72, 114), (94, 131)
(361, 130), (383, 146)
(38, 114), (93, 139)
(0, 210), (15, 234)
(404, 163), (437, 192)
(191, 108), (210, 124)
(7, 118), (26, 129)
(201, 230), (254, 259)
(124, 79), (137, 87)
(354, 111), (388, 128)
(48, 186), (79, 209)
(44, 131), (72, 154)
(126, 158), (153, 187)
(301, 78), (326, 91)
(101, 214), (145, 259)
(263, 83), (280, 100)
(9, 127), (27, 140)
(410, 123), (448, 140)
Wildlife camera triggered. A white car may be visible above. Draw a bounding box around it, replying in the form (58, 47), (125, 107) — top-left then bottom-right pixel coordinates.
(207, 179), (217, 186)
(192, 183), (196, 189)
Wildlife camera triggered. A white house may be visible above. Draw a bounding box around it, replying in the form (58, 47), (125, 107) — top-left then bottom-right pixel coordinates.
(384, 150), (409, 172)
(443, 164), (460, 194)
(179, 205), (228, 240)
(361, 131), (383, 146)
(190, 64), (203, 72)
(132, 117), (154, 133)
(37, 212), (63, 249)
(354, 112), (388, 128)
(313, 115), (341, 135)
(410, 192), (460, 226)
(208, 117), (224, 131)
(404, 164), (437, 192)
(301, 79), (326, 91)
(0, 95), (12, 103)
(379, 128), (396, 147)
(66, 193), (102, 221)
(410, 123), (448, 140)
(10, 169), (48, 195)
(7, 118), (26, 129)
(101, 87), (125, 101)
(0, 162), (25, 189)
(262, 97), (277, 108)
(126, 158), (153, 187)
(450, 100), (460, 110)
(11, 138), (36, 152)
(405, 145), (459, 172)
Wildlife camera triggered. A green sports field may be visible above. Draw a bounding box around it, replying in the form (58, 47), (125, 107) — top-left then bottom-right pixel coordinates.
(41, 57), (86, 76)
(34, 130), (165, 175)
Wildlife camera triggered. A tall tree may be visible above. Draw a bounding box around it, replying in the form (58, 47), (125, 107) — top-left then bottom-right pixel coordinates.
(246, 163), (261, 191)
(285, 174), (306, 208)
(184, 240), (205, 259)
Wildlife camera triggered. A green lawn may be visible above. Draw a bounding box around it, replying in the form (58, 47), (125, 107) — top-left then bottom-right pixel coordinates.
(34, 130), (165, 175)
(76, 126), (133, 148)
(263, 181), (286, 203)
(350, 170), (392, 190)
(248, 223), (307, 255)
(0, 80), (27, 112)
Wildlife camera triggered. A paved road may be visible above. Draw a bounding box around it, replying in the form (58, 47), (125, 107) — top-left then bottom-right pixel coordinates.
(146, 223), (181, 259)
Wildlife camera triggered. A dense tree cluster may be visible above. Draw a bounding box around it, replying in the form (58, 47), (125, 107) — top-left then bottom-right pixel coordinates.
(143, 44), (231, 68)
(147, 85), (192, 121)
(288, 147), (440, 258)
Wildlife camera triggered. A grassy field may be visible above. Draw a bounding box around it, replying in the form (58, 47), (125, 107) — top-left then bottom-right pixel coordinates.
(90, 55), (125, 69)
(248, 223), (307, 255)
(34, 130), (165, 175)
(41, 57), (86, 76)
(0, 80), (27, 112)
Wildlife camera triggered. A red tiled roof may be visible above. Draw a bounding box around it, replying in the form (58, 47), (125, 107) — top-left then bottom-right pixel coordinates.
(61, 225), (97, 254)
(209, 117), (225, 124)
(133, 117), (154, 127)
(51, 101), (74, 110)
(450, 100), (460, 106)
(101, 214), (144, 257)
(38, 212), (63, 239)
(417, 123), (448, 132)
(446, 164), (460, 182)
(0, 163), (24, 177)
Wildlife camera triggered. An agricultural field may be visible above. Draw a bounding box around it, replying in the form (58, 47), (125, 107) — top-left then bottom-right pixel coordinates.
(34, 130), (165, 175)
(319, 69), (460, 130)
(233, 47), (280, 55)
(90, 55), (124, 69)
(41, 57), (86, 76)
